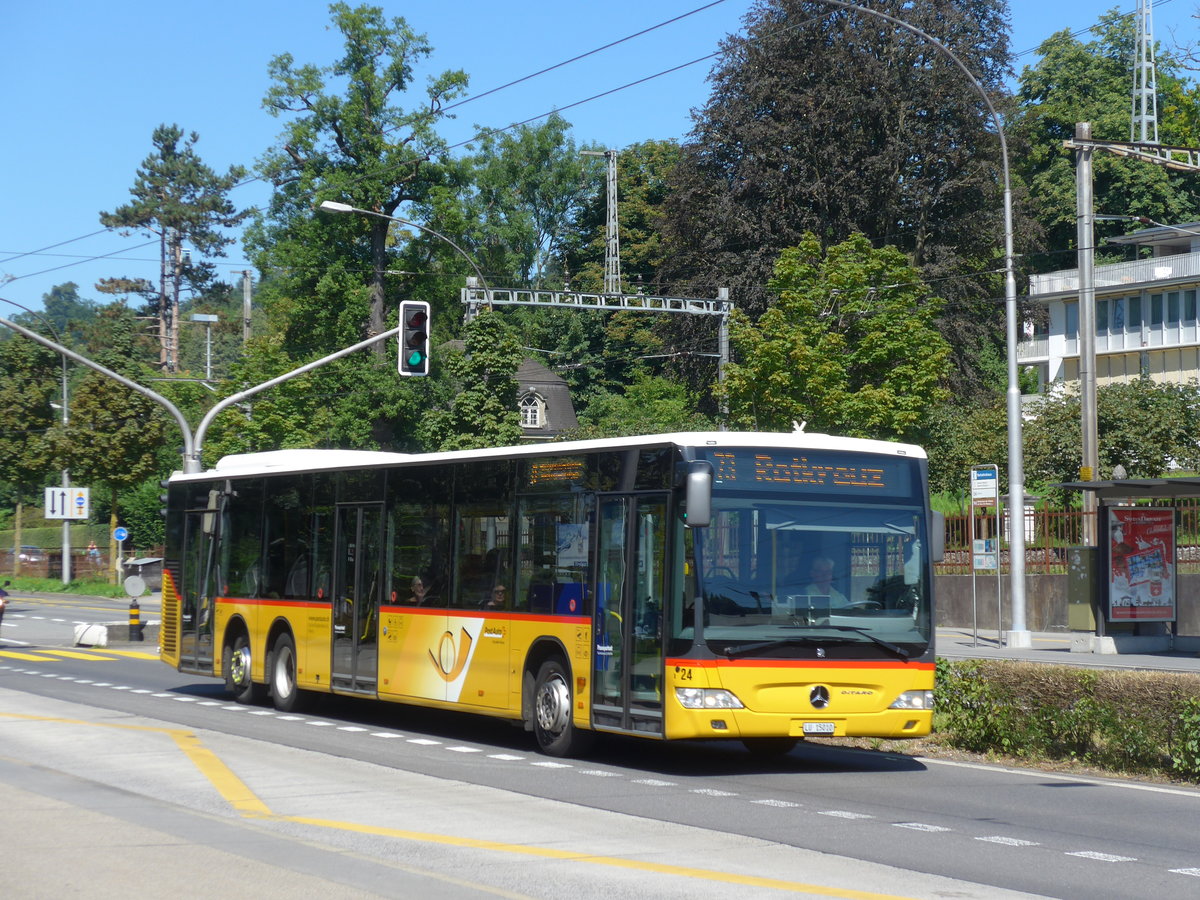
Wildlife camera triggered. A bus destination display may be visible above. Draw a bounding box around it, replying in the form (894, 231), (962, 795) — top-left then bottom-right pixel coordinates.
(707, 449), (914, 497)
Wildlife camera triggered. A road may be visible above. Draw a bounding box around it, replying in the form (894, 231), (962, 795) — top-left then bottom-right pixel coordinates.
(2, 594), (1200, 898)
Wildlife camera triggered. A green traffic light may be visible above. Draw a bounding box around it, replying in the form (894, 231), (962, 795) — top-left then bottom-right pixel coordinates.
(407, 350), (424, 367)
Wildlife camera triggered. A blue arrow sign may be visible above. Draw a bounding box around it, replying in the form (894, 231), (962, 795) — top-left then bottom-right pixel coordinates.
(113, 527), (129, 543)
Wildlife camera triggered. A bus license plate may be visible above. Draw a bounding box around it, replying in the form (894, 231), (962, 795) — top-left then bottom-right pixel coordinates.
(803, 722), (836, 735)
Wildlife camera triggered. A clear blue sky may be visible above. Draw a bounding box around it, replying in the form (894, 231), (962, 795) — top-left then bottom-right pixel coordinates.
(2, 0), (1196, 317)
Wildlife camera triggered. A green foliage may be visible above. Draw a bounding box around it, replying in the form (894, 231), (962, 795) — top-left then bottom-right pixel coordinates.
(119, 476), (167, 549)
(568, 373), (714, 440)
(658, 0), (1012, 399)
(461, 114), (593, 288)
(416, 311), (524, 451)
(99, 123), (248, 372)
(721, 233), (950, 441)
(1023, 379), (1200, 500)
(923, 401), (1010, 497)
(48, 312), (169, 506)
(0, 329), (59, 501)
(1172, 697), (1200, 779)
(254, 1), (467, 347)
(935, 659), (1200, 779)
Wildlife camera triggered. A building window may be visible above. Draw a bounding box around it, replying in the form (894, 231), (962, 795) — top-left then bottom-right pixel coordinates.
(520, 393), (543, 428)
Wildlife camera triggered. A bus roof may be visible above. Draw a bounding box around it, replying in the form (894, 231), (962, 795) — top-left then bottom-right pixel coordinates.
(171, 431), (926, 482)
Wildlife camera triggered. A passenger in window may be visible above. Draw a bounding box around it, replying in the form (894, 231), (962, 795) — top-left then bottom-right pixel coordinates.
(407, 575), (429, 605)
(483, 584), (508, 610)
(803, 556), (848, 606)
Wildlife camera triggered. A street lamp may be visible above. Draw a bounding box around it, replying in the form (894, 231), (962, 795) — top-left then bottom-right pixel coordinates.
(0, 298), (74, 585)
(190, 313), (219, 381)
(798, 1), (1031, 646)
(317, 200), (492, 301)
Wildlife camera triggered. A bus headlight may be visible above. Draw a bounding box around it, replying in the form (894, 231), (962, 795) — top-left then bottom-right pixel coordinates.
(676, 687), (745, 709)
(889, 690), (934, 710)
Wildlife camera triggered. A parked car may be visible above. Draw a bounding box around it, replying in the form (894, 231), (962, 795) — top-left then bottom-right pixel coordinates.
(17, 546), (44, 563)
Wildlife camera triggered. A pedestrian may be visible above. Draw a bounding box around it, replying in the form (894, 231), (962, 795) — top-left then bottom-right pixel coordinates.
(87, 540), (100, 561)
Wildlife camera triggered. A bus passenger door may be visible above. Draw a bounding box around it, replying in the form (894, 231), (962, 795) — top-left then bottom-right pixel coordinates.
(592, 494), (667, 736)
(331, 504), (382, 694)
(179, 502), (219, 673)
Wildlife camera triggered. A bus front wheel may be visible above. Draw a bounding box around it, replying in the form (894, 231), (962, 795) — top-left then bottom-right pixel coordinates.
(533, 659), (592, 757)
(270, 633), (305, 713)
(223, 634), (260, 704)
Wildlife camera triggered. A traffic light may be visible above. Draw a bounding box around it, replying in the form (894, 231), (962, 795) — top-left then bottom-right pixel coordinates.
(399, 301), (431, 376)
(159, 479), (170, 519)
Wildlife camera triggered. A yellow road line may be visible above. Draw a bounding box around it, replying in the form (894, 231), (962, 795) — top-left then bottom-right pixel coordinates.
(0, 712), (919, 899)
(31, 649), (117, 661)
(95, 649), (161, 660)
(0, 650), (62, 661)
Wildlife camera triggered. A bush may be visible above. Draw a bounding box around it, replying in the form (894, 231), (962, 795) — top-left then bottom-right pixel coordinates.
(935, 659), (1200, 780)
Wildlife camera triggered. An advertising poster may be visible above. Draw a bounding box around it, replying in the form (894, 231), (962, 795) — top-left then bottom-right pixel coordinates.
(1108, 508), (1176, 622)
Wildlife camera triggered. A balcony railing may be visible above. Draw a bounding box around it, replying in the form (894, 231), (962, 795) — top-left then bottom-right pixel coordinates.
(1030, 252), (1200, 296)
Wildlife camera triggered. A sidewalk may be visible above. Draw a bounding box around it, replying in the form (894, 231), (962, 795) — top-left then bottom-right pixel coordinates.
(937, 626), (1200, 672)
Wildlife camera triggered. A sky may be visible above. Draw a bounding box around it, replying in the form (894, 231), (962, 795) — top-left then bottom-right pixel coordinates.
(2, 0), (1198, 319)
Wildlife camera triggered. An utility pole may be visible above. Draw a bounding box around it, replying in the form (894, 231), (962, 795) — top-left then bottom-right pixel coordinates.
(580, 149), (621, 294)
(239, 270), (253, 344)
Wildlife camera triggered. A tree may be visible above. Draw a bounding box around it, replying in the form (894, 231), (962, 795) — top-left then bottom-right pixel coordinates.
(100, 124), (247, 373)
(0, 332), (59, 573)
(47, 309), (169, 580)
(720, 233), (951, 441)
(416, 311), (524, 451)
(460, 114), (594, 288)
(1023, 379), (1200, 501)
(658, 0), (1014, 400)
(567, 372), (714, 439)
(254, 1), (467, 356)
(1013, 13), (1200, 268)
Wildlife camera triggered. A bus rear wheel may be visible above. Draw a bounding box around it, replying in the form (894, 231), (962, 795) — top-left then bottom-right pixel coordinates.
(270, 633), (305, 712)
(532, 659), (592, 757)
(223, 634), (262, 704)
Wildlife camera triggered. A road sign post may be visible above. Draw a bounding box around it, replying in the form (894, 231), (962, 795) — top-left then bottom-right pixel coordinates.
(969, 465), (1003, 648)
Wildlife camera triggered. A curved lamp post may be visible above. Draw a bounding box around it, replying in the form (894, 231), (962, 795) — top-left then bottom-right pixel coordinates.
(317, 200), (492, 303)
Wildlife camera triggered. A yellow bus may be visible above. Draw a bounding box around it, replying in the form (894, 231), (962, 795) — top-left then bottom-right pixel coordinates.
(160, 431), (940, 757)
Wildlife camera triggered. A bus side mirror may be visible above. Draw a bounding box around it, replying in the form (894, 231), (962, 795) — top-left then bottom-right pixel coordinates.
(930, 510), (945, 563)
(685, 461), (713, 528)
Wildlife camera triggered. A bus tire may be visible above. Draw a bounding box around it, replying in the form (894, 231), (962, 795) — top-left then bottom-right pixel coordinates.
(270, 633), (305, 712)
(532, 659), (592, 757)
(742, 737), (799, 757)
(223, 633), (261, 704)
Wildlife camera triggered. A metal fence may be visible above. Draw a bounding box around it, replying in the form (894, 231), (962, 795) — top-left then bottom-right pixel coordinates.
(938, 498), (1200, 575)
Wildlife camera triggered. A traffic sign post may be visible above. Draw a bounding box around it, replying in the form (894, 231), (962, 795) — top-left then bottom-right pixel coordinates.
(969, 465), (1003, 648)
(113, 527), (129, 580)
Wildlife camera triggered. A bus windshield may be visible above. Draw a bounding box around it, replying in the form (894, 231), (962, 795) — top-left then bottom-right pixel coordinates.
(687, 496), (932, 659)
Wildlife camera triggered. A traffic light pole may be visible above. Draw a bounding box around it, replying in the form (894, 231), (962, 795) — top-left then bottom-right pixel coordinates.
(1, 314), (400, 475)
(190, 326), (400, 469)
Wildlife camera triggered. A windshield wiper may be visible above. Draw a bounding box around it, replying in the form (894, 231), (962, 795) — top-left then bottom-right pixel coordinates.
(718, 636), (823, 658)
(822, 625), (912, 661)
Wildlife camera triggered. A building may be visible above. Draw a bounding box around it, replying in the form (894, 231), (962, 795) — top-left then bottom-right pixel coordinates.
(1019, 222), (1200, 393)
(516, 356), (578, 441)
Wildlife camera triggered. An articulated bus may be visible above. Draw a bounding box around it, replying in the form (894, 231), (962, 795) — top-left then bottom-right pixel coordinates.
(160, 431), (941, 757)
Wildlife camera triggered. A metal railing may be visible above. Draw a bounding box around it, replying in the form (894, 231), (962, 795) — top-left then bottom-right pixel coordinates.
(938, 499), (1200, 575)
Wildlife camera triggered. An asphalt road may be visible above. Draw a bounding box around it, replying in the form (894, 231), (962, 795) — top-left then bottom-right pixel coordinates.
(2, 593), (1200, 898)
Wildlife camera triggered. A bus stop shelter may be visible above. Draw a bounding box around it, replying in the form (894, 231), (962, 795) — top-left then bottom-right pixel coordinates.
(1060, 477), (1200, 654)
